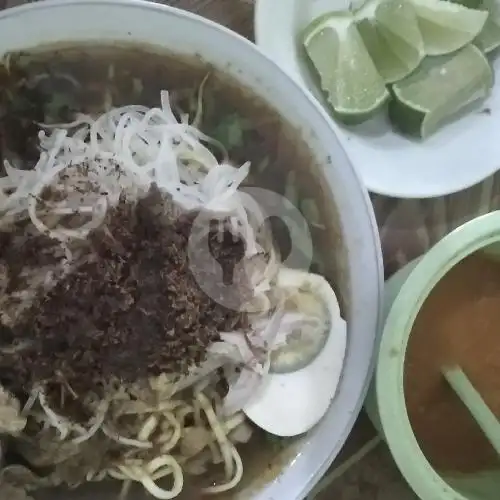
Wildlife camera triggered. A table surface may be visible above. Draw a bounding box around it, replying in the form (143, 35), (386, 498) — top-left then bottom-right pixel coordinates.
(3, 0), (498, 498)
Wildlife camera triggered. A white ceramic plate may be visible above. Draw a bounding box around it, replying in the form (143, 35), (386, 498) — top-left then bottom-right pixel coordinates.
(255, 0), (500, 198)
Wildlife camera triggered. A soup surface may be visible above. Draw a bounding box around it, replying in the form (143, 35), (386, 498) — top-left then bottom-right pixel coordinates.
(0, 43), (343, 499)
(405, 252), (500, 473)
(0, 44), (339, 277)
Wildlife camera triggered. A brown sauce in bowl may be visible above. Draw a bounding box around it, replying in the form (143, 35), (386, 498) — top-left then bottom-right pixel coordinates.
(405, 252), (500, 473)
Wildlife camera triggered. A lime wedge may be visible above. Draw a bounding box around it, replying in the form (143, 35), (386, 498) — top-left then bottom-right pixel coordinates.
(411, 0), (488, 55)
(388, 44), (493, 138)
(474, 0), (500, 53)
(355, 0), (425, 83)
(303, 13), (389, 124)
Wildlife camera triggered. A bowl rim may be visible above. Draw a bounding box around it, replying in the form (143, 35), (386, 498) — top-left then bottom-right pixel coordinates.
(0, 1), (384, 498)
(377, 211), (500, 500)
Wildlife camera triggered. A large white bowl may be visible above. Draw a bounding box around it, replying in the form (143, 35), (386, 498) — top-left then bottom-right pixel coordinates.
(0, 1), (383, 498)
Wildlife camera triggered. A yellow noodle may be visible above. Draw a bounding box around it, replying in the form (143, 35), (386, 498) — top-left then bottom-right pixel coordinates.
(197, 392), (234, 480)
(202, 445), (243, 494)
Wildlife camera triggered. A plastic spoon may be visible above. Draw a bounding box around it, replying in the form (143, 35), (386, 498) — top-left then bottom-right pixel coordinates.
(442, 365), (500, 455)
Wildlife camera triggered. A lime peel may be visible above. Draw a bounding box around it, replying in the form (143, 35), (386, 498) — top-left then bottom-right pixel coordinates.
(389, 44), (493, 139)
(473, 0), (500, 53)
(303, 11), (353, 44)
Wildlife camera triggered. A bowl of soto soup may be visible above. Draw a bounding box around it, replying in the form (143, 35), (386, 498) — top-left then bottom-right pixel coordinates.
(375, 211), (500, 500)
(0, 1), (383, 499)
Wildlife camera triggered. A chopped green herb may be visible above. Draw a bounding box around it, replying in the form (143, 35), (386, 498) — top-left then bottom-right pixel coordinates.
(211, 113), (250, 150)
(265, 432), (287, 452)
(44, 93), (76, 122)
(256, 156), (270, 174)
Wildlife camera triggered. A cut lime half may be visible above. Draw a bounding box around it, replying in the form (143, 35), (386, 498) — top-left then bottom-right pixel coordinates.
(389, 44), (493, 139)
(411, 0), (488, 55)
(303, 13), (389, 124)
(355, 0), (425, 83)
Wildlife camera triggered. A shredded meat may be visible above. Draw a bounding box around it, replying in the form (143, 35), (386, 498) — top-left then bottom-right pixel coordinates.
(0, 187), (251, 410)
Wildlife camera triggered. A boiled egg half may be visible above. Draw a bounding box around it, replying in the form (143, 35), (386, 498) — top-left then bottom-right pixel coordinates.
(243, 268), (347, 437)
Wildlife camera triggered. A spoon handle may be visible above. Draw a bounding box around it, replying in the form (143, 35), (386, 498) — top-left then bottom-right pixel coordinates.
(442, 365), (500, 456)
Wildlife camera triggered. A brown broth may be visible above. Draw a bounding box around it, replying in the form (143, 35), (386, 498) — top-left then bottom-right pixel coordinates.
(405, 251), (500, 474)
